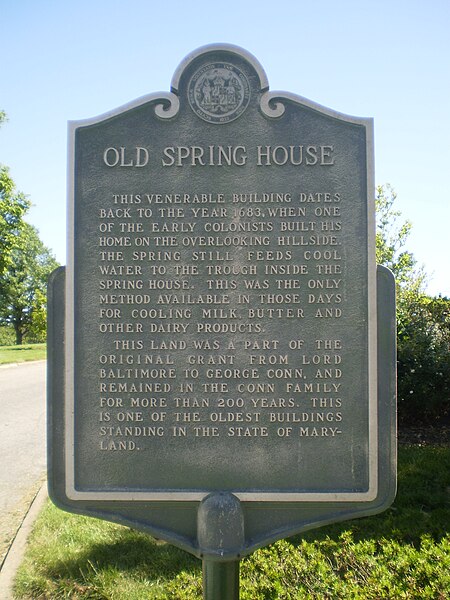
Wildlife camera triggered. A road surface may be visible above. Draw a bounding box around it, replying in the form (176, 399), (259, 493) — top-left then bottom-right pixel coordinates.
(0, 361), (46, 565)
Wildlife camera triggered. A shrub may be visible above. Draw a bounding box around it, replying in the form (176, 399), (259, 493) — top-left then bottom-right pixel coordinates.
(397, 293), (450, 425)
(0, 325), (15, 345)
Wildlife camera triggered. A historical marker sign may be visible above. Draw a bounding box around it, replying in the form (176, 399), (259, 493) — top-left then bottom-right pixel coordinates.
(49, 44), (396, 558)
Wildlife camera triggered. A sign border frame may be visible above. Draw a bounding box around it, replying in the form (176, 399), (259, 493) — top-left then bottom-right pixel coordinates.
(65, 44), (377, 503)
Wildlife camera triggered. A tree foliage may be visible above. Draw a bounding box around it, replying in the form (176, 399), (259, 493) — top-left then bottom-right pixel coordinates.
(0, 111), (57, 344)
(0, 166), (31, 276)
(376, 184), (450, 425)
(0, 223), (59, 344)
(375, 184), (425, 292)
(0, 112), (31, 275)
(396, 292), (450, 425)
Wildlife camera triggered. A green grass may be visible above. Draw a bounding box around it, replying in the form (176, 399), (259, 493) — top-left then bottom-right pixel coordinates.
(0, 343), (46, 364)
(13, 446), (450, 599)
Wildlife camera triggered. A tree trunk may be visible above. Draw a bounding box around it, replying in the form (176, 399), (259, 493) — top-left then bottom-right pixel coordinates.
(14, 326), (23, 345)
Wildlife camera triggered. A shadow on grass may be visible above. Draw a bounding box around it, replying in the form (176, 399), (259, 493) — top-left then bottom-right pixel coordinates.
(1, 343), (45, 352)
(40, 530), (200, 590)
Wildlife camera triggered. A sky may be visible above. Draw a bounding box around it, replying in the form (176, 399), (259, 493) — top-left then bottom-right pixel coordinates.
(1, 0), (449, 296)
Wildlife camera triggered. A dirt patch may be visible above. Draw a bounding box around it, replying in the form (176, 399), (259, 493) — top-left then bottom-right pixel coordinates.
(398, 425), (450, 447)
(0, 478), (45, 569)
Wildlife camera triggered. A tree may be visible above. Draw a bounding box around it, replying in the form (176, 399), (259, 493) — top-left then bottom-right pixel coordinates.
(0, 223), (59, 344)
(396, 293), (450, 425)
(375, 184), (425, 293)
(0, 112), (31, 275)
(376, 184), (450, 425)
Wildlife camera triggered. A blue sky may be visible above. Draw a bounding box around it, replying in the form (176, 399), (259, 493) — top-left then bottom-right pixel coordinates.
(1, 0), (449, 295)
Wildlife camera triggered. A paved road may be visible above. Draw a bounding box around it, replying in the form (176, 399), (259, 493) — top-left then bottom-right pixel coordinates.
(0, 361), (46, 564)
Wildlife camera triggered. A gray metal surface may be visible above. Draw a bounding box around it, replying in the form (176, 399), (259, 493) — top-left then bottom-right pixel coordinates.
(48, 263), (395, 558)
(64, 44), (377, 502)
(48, 45), (396, 560)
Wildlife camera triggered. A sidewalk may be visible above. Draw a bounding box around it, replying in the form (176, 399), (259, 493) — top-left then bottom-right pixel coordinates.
(0, 484), (48, 599)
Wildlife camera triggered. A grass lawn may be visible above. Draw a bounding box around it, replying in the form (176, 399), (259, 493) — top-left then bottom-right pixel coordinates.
(0, 343), (46, 365)
(13, 445), (450, 599)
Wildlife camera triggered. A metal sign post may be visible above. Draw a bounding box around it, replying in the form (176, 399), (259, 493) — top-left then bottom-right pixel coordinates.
(198, 493), (243, 599)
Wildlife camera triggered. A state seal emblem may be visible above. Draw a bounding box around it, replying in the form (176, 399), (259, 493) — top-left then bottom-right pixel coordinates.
(188, 63), (250, 124)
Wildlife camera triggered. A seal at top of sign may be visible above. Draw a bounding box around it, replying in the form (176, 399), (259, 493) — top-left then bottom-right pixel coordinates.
(188, 62), (251, 124)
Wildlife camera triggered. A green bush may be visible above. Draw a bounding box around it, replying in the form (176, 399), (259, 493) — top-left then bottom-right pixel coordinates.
(397, 294), (450, 425)
(23, 329), (47, 344)
(0, 324), (46, 346)
(0, 325), (15, 346)
(374, 185), (450, 426)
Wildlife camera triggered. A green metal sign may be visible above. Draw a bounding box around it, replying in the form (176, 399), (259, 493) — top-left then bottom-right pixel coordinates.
(48, 45), (396, 575)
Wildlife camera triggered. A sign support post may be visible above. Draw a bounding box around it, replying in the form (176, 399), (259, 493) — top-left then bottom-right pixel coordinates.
(202, 560), (240, 600)
(198, 493), (243, 599)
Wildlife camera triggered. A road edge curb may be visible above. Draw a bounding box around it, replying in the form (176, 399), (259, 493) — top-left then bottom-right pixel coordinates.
(0, 483), (48, 599)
